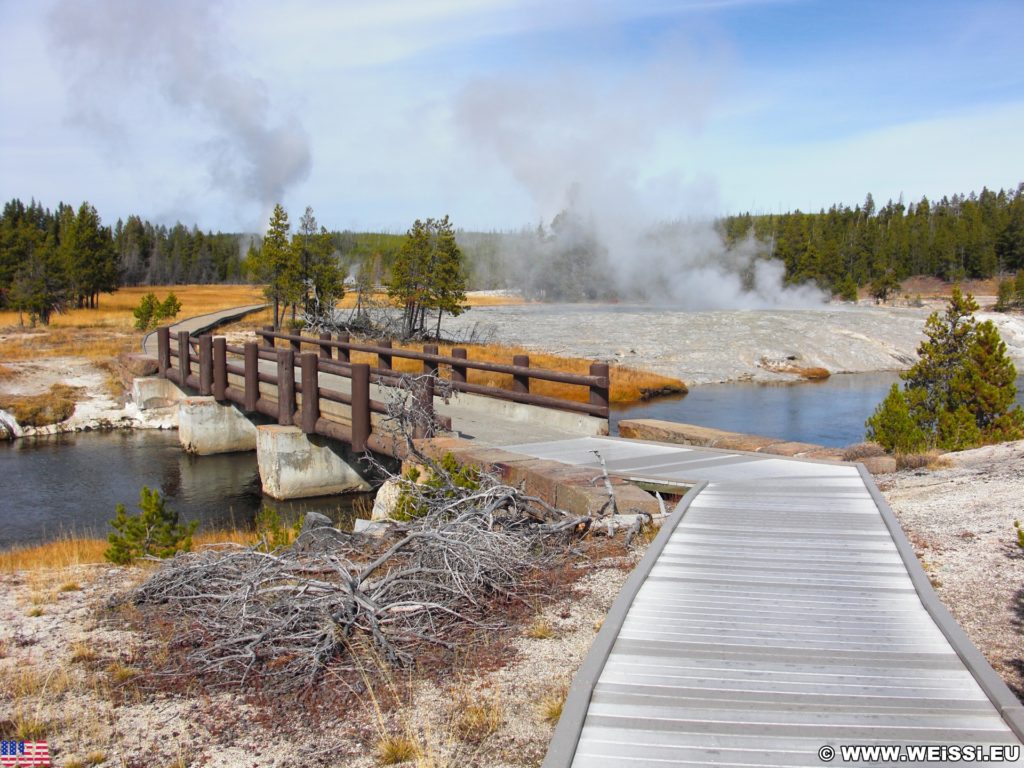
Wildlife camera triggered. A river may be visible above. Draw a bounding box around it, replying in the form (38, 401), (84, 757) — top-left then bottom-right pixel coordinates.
(0, 430), (372, 548)
(3, 372), (1023, 548)
(613, 372), (1024, 447)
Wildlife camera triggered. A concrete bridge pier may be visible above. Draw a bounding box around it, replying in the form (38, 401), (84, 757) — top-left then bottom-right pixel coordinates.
(178, 396), (259, 455)
(256, 425), (373, 499)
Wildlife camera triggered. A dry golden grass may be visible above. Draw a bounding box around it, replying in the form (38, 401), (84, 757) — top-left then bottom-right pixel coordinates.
(338, 340), (686, 404)
(538, 685), (568, 724)
(0, 529), (261, 572)
(452, 692), (503, 743)
(0, 383), (82, 425)
(376, 733), (421, 764)
(0, 363), (15, 380)
(524, 617), (556, 640)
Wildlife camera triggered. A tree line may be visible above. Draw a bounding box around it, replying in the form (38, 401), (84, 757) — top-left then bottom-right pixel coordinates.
(5, 182), (1024, 325)
(720, 183), (1024, 298)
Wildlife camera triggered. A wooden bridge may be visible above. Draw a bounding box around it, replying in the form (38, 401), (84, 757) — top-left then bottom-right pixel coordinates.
(153, 325), (611, 457)
(524, 437), (1024, 767)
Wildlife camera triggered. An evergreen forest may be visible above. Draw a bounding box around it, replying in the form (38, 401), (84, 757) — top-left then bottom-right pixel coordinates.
(3, 182), (1023, 321)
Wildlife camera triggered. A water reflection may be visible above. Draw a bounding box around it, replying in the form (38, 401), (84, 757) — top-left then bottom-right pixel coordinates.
(0, 430), (375, 548)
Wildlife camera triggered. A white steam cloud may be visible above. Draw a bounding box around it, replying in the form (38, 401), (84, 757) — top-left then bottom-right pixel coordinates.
(454, 54), (827, 309)
(49, 0), (311, 223)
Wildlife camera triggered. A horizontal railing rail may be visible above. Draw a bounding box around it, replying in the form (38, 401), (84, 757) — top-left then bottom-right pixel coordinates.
(255, 328), (610, 419)
(154, 324), (611, 457)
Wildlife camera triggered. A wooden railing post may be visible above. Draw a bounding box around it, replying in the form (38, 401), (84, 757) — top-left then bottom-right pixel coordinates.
(318, 332), (333, 359)
(337, 332), (350, 363)
(512, 354), (530, 394)
(589, 362), (609, 416)
(289, 334), (301, 353)
(261, 325), (274, 349)
(414, 375), (435, 439)
(378, 339), (392, 372)
(277, 349), (295, 426)
(244, 342), (259, 412)
(198, 335), (213, 395)
(351, 363), (370, 452)
(422, 344), (438, 375)
(451, 347), (467, 385)
(300, 352), (319, 434)
(213, 337), (227, 401)
(157, 327), (171, 377)
(178, 330), (191, 386)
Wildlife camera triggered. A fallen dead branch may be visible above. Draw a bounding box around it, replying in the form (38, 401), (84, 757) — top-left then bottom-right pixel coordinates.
(117, 374), (651, 695)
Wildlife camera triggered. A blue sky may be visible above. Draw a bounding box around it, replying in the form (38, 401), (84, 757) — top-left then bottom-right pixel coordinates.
(1, 0), (1022, 233)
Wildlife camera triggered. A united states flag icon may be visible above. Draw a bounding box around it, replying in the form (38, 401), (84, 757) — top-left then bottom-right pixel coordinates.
(0, 741), (50, 766)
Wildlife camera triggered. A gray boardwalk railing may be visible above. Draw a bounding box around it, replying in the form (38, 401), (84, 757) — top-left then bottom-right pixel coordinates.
(506, 437), (1024, 768)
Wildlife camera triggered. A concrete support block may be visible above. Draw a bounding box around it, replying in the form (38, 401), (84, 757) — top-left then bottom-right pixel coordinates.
(178, 396), (258, 455)
(444, 390), (609, 437)
(257, 425), (372, 499)
(132, 377), (187, 411)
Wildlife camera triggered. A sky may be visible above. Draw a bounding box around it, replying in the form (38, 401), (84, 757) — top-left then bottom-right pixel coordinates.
(1, 0), (1023, 234)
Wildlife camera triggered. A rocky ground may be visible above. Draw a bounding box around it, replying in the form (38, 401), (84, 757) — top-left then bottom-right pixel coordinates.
(0, 549), (639, 768)
(443, 301), (1024, 385)
(878, 440), (1024, 699)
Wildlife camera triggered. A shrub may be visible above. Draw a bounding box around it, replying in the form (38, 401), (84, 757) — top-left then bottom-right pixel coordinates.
(865, 384), (928, 454)
(105, 486), (198, 564)
(254, 507), (303, 552)
(132, 291), (182, 330)
(393, 452), (480, 521)
(1015, 520), (1024, 550)
(866, 289), (1024, 453)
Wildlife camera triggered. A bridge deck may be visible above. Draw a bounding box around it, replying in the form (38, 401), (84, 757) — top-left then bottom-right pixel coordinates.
(506, 437), (1024, 767)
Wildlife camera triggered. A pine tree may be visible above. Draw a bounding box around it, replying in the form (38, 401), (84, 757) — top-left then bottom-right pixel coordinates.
(246, 204), (299, 329)
(867, 288), (1023, 451)
(387, 216), (467, 338)
(105, 486), (198, 565)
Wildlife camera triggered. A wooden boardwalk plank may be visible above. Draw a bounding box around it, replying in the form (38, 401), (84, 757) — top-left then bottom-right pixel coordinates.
(519, 437), (1024, 767)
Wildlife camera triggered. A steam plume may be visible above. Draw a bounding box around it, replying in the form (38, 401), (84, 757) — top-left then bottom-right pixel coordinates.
(49, 0), (311, 221)
(454, 61), (826, 309)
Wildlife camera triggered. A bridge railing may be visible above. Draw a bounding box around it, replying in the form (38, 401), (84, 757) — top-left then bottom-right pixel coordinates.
(156, 326), (407, 455)
(255, 328), (610, 419)
(154, 326), (610, 457)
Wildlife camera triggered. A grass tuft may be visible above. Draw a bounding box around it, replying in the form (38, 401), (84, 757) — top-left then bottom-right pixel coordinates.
(70, 641), (98, 664)
(524, 617), (556, 640)
(26, 606), (44, 617)
(538, 685), (568, 724)
(59, 580), (82, 592)
(452, 693), (503, 743)
(376, 733), (420, 764)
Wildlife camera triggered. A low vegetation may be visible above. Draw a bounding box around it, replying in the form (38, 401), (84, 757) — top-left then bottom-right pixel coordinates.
(131, 291), (181, 330)
(866, 288), (1023, 454)
(0, 383), (81, 426)
(105, 487), (198, 564)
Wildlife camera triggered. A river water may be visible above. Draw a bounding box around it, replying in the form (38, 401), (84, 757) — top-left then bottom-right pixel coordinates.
(0, 430), (373, 548)
(3, 372), (1023, 548)
(613, 372), (1024, 447)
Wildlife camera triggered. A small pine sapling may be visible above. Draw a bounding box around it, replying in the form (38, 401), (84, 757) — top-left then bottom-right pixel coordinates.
(105, 486), (198, 564)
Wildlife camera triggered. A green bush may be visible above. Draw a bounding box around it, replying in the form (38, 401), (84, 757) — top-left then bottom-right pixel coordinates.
(866, 288), (1024, 454)
(1015, 520), (1024, 550)
(105, 486), (198, 564)
(393, 453), (480, 521)
(254, 507), (303, 552)
(132, 292), (182, 330)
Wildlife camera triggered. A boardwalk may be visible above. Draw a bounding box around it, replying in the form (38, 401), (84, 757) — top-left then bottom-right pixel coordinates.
(509, 437), (1024, 767)
(141, 303), (267, 357)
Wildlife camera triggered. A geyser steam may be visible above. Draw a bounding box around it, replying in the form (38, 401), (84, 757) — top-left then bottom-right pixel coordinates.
(49, 0), (311, 220)
(454, 60), (826, 309)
